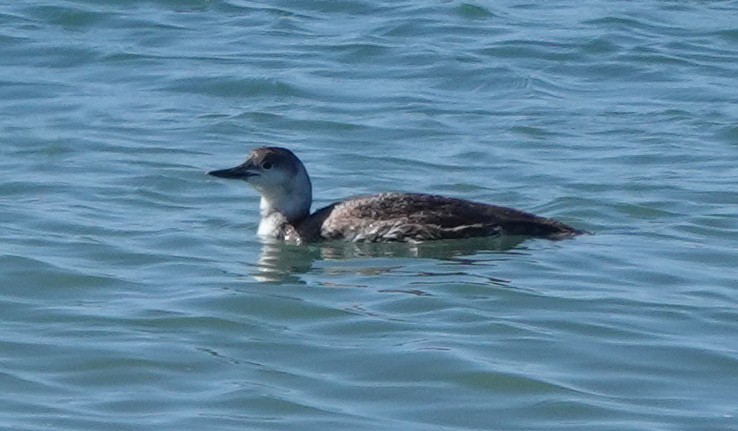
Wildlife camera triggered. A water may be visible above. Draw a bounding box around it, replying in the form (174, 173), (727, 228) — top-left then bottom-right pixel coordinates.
(1, 1), (737, 429)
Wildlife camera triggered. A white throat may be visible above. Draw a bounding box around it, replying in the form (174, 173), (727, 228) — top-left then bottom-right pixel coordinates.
(255, 184), (311, 238)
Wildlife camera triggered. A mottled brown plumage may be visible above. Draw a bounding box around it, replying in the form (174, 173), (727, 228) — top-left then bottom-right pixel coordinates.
(209, 147), (582, 244)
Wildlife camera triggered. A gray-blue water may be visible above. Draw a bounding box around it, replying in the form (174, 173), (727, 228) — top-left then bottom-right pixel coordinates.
(1, 1), (737, 430)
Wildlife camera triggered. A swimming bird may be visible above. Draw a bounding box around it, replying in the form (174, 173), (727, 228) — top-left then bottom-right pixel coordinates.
(209, 147), (582, 244)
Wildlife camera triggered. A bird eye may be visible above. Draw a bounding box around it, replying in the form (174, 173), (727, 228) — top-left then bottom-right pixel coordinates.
(262, 162), (273, 170)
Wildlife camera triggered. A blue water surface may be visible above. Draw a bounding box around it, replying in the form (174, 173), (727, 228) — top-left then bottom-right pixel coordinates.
(1, 1), (737, 430)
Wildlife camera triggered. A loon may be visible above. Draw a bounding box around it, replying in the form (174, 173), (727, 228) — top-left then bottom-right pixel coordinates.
(209, 147), (582, 244)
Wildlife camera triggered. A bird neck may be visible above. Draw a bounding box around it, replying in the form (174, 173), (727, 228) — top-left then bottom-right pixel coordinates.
(254, 166), (313, 239)
(258, 175), (312, 223)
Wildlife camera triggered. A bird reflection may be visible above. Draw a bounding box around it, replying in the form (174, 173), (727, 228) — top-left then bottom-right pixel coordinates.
(252, 235), (528, 283)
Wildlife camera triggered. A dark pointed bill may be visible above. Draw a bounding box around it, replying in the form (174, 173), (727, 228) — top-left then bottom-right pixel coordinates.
(208, 164), (257, 179)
